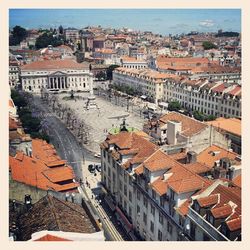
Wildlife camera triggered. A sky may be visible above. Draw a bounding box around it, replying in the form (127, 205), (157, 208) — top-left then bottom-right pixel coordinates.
(9, 9), (241, 35)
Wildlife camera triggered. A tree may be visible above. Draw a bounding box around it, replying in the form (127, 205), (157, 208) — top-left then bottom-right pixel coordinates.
(202, 41), (217, 50)
(96, 71), (107, 81)
(106, 65), (120, 80)
(11, 90), (27, 109)
(193, 111), (205, 121)
(35, 32), (63, 49)
(168, 101), (181, 112)
(9, 26), (28, 45)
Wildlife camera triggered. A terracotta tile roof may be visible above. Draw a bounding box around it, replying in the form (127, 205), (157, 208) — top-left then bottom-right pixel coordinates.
(185, 162), (211, 174)
(106, 132), (158, 168)
(21, 59), (89, 71)
(206, 117), (241, 137)
(209, 184), (241, 221)
(197, 145), (241, 168)
(227, 85), (241, 96)
(226, 217), (241, 232)
(177, 199), (190, 216)
(232, 175), (241, 188)
(211, 83), (227, 93)
(34, 234), (72, 241)
(18, 195), (97, 241)
(142, 149), (175, 172)
(168, 175), (205, 194)
(197, 194), (219, 207)
(211, 204), (232, 219)
(42, 166), (74, 183)
(9, 139), (78, 192)
(159, 112), (207, 137)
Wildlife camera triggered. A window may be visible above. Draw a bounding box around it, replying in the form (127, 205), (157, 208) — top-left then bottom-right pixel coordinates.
(124, 173), (127, 182)
(124, 200), (127, 211)
(129, 206), (132, 217)
(150, 221), (154, 233)
(120, 182), (122, 191)
(137, 205), (140, 214)
(152, 190), (156, 199)
(103, 162), (106, 171)
(129, 191), (132, 202)
(137, 190), (141, 200)
(159, 213), (163, 225)
(179, 216), (184, 226)
(124, 185), (127, 196)
(167, 221), (172, 234)
(160, 196), (164, 207)
(108, 168), (111, 177)
(150, 204), (155, 216)
(158, 230), (163, 241)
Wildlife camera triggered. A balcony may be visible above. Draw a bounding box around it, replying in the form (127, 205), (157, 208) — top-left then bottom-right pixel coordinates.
(187, 207), (229, 241)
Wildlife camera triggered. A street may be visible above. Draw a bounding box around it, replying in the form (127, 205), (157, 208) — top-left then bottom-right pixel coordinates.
(30, 94), (130, 241)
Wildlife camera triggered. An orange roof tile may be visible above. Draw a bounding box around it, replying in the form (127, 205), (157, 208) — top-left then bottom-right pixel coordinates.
(21, 59), (89, 71)
(211, 204), (232, 219)
(197, 194), (219, 207)
(197, 145), (240, 168)
(34, 234), (72, 241)
(168, 176), (205, 194)
(206, 117), (241, 137)
(226, 217), (241, 232)
(159, 112), (207, 137)
(9, 139), (79, 192)
(232, 175), (241, 188)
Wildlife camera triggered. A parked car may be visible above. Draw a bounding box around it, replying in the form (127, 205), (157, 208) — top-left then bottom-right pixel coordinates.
(88, 164), (96, 173)
(94, 153), (101, 158)
(95, 164), (101, 172)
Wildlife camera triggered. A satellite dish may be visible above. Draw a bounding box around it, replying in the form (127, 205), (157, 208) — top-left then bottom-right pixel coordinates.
(186, 224), (190, 230)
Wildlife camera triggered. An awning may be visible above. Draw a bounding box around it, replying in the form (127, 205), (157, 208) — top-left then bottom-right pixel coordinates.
(140, 95), (147, 100)
(115, 206), (133, 231)
(104, 195), (116, 212)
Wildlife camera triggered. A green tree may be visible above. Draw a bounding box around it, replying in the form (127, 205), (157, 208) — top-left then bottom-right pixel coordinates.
(168, 101), (181, 112)
(96, 71), (107, 80)
(106, 65), (120, 80)
(11, 90), (27, 109)
(202, 41), (217, 50)
(35, 33), (63, 49)
(193, 111), (205, 121)
(9, 26), (28, 45)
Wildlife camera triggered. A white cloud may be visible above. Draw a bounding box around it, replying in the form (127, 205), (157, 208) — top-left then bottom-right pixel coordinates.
(199, 19), (215, 27)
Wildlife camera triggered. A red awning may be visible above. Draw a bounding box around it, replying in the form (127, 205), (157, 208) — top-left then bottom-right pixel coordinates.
(115, 206), (133, 230)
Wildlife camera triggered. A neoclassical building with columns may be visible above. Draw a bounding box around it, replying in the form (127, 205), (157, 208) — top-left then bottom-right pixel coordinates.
(20, 59), (93, 93)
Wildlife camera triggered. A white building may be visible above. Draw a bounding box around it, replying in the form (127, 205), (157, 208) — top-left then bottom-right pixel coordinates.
(20, 59), (93, 93)
(121, 56), (148, 70)
(113, 67), (178, 103)
(100, 131), (241, 241)
(163, 78), (241, 118)
(65, 28), (79, 42)
(9, 60), (20, 88)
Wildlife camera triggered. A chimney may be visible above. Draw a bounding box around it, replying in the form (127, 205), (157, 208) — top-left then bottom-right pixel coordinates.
(25, 146), (29, 156)
(167, 120), (182, 145)
(186, 151), (197, 164)
(28, 148), (32, 157)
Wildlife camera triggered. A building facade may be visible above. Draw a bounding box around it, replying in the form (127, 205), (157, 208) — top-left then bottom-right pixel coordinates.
(100, 131), (241, 241)
(20, 59), (93, 93)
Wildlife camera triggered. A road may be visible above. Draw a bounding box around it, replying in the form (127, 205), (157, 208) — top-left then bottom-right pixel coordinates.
(31, 95), (99, 181)
(30, 94), (127, 241)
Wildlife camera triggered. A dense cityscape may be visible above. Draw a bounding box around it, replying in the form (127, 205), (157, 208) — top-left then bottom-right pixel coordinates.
(8, 9), (241, 241)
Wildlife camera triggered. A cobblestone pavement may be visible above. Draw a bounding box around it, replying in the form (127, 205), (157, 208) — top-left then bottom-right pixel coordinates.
(56, 92), (146, 153)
